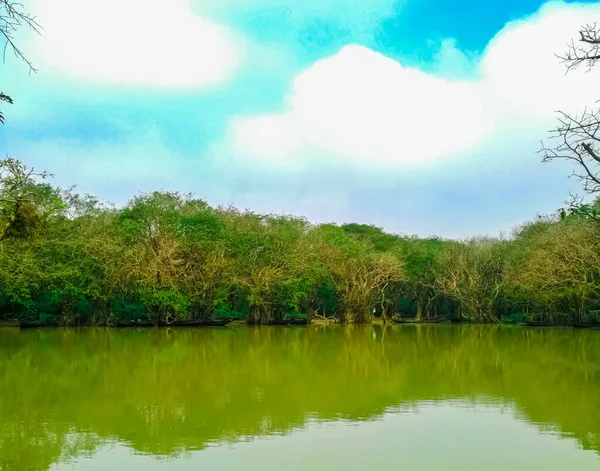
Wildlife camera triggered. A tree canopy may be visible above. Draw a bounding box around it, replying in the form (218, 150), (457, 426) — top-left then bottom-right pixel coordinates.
(2, 158), (600, 326)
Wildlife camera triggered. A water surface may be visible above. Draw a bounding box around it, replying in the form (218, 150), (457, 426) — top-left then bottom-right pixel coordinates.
(0, 325), (599, 470)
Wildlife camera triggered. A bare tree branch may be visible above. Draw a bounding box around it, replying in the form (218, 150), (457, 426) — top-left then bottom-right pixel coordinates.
(558, 23), (600, 72)
(541, 107), (600, 194)
(540, 21), (600, 201)
(1, 1), (42, 125)
(0, 0), (41, 73)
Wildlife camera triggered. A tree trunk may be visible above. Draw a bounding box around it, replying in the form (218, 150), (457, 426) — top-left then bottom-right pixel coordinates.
(416, 301), (423, 320)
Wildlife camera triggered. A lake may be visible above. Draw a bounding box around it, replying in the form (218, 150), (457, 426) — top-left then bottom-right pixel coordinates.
(0, 324), (599, 470)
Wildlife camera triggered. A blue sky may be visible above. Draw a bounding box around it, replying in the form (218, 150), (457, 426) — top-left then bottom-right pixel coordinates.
(1, 0), (600, 238)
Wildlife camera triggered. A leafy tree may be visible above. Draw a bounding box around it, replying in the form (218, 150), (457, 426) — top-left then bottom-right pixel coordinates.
(507, 217), (600, 322)
(310, 225), (404, 324)
(394, 237), (449, 320)
(435, 238), (509, 323)
(0, 158), (64, 240)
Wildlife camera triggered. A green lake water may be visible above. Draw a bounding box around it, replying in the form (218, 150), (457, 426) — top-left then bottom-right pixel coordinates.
(1, 324), (599, 471)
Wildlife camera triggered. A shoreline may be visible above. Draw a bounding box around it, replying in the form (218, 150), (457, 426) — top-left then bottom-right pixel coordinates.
(0, 319), (596, 329)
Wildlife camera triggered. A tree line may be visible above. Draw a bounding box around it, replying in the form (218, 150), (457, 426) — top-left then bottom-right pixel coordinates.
(2, 157), (600, 326)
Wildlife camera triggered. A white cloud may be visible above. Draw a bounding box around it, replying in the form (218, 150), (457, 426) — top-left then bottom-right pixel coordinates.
(480, 3), (598, 120)
(431, 39), (478, 79)
(225, 1), (600, 169)
(32, 0), (243, 88)
(229, 45), (489, 167)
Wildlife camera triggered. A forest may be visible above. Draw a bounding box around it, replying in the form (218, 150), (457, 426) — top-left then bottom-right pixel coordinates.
(2, 157), (600, 326)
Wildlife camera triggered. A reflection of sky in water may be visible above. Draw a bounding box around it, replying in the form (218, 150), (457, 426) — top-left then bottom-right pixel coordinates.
(50, 402), (599, 471)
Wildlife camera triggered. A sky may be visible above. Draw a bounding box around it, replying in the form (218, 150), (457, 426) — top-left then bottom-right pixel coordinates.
(1, 0), (600, 238)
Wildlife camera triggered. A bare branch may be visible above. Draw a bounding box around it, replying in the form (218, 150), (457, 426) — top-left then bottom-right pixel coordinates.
(0, 0), (42, 73)
(541, 104), (600, 194)
(558, 23), (600, 72)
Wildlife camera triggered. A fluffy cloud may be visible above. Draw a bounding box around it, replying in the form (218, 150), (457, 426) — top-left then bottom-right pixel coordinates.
(32, 0), (243, 88)
(229, 46), (489, 167)
(225, 1), (600, 169)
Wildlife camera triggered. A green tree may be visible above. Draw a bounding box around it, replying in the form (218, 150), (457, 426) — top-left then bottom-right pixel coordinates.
(507, 217), (600, 322)
(310, 225), (404, 324)
(0, 158), (64, 240)
(435, 237), (509, 323)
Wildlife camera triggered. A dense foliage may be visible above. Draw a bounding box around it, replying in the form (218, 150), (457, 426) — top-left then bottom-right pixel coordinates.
(2, 158), (600, 325)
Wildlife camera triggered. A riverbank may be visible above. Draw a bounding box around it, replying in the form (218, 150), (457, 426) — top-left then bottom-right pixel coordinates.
(2, 318), (599, 329)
